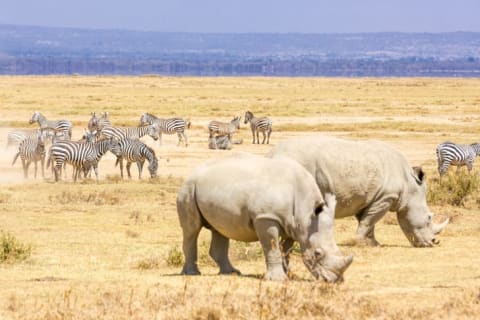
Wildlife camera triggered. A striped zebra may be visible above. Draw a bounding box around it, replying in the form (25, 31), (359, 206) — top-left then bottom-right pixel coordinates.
(12, 132), (46, 179)
(100, 124), (160, 141)
(113, 138), (158, 179)
(29, 111), (73, 140)
(208, 116), (241, 139)
(139, 113), (190, 147)
(88, 112), (111, 137)
(436, 141), (480, 176)
(6, 128), (55, 148)
(47, 138), (118, 182)
(244, 111), (272, 144)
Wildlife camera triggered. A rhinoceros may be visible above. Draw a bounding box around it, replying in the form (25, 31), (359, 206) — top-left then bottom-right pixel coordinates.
(267, 136), (449, 247)
(176, 153), (353, 282)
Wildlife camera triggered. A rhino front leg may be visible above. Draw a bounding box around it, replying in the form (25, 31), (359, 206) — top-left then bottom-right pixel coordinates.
(254, 219), (287, 281)
(209, 229), (241, 275)
(355, 199), (393, 246)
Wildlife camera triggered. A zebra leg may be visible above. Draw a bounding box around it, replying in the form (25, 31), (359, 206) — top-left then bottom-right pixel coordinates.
(118, 157), (124, 179)
(209, 228), (240, 275)
(137, 160), (144, 179)
(250, 128), (255, 144)
(261, 131), (267, 144)
(41, 156), (45, 179)
(266, 129), (271, 144)
(126, 162), (132, 179)
(467, 161), (473, 173)
(33, 160), (38, 179)
(183, 132), (188, 147)
(256, 131), (260, 145)
(21, 158), (28, 178)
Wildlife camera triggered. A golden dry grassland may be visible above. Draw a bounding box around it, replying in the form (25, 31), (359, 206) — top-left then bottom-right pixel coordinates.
(0, 76), (479, 319)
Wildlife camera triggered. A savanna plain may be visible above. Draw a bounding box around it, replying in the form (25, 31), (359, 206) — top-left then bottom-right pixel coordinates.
(0, 76), (479, 319)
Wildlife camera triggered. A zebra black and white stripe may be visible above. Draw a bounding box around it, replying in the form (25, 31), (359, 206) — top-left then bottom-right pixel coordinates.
(113, 138), (158, 179)
(208, 116), (241, 138)
(7, 128), (56, 149)
(100, 124), (159, 141)
(47, 139), (117, 182)
(12, 133), (46, 178)
(436, 141), (480, 176)
(29, 111), (73, 140)
(244, 111), (272, 144)
(139, 113), (190, 146)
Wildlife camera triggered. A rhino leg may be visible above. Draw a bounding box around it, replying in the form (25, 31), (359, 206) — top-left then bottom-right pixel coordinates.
(254, 219), (287, 281)
(281, 238), (294, 273)
(355, 199), (393, 246)
(209, 229), (241, 275)
(181, 226), (202, 275)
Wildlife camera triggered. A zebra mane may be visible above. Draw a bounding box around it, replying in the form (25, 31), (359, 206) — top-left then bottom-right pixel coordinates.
(144, 112), (159, 120)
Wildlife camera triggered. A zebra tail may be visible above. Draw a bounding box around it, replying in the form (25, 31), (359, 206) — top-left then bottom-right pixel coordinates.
(12, 152), (20, 166)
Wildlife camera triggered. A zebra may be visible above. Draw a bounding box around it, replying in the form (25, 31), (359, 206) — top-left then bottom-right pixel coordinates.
(29, 111), (73, 140)
(88, 112), (112, 137)
(112, 138), (158, 179)
(12, 132), (46, 179)
(436, 141), (480, 176)
(207, 116), (241, 139)
(100, 124), (160, 141)
(139, 113), (190, 147)
(6, 128), (55, 149)
(47, 138), (118, 182)
(208, 135), (243, 150)
(244, 111), (272, 144)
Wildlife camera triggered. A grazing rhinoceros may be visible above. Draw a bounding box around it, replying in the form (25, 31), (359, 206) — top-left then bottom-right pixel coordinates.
(177, 153), (353, 282)
(267, 136), (449, 248)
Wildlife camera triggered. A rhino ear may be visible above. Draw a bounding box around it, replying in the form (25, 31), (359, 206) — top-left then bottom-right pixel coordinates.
(314, 204), (323, 216)
(412, 166), (425, 185)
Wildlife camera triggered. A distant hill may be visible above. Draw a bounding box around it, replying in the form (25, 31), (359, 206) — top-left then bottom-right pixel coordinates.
(0, 24), (479, 76)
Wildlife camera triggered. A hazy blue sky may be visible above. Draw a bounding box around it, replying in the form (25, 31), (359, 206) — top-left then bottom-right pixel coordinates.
(2, 0), (480, 33)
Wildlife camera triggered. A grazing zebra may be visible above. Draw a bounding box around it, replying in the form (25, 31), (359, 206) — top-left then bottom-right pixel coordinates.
(6, 128), (56, 149)
(139, 113), (190, 146)
(47, 138), (118, 182)
(12, 132), (46, 179)
(436, 141), (480, 176)
(244, 111), (272, 144)
(100, 124), (160, 141)
(113, 138), (158, 179)
(29, 111), (73, 140)
(207, 116), (241, 138)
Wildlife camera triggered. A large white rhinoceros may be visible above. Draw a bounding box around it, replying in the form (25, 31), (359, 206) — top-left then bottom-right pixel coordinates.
(177, 153), (353, 282)
(267, 136), (449, 247)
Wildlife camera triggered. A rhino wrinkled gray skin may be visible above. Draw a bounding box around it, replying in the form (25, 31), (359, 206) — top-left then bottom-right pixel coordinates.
(176, 153), (353, 281)
(267, 136), (449, 248)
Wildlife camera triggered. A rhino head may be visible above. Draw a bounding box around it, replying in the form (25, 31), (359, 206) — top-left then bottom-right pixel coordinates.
(397, 167), (449, 247)
(300, 193), (353, 282)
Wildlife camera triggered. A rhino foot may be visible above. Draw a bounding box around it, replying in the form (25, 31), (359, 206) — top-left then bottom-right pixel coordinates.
(264, 268), (288, 281)
(181, 266), (201, 275)
(355, 237), (381, 247)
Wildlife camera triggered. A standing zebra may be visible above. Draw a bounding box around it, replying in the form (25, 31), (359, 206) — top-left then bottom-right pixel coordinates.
(6, 128), (55, 149)
(47, 138), (118, 182)
(113, 138), (158, 179)
(139, 113), (190, 147)
(244, 111), (272, 144)
(88, 112), (111, 137)
(208, 116), (241, 139)
(436, 141), (480, 176)
(100, 124), (160, 141)
(29, 111), (73, 140)
(12, 132), (46, 179)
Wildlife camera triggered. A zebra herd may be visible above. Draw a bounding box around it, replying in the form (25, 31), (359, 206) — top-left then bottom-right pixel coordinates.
(8, 110), (274, 181)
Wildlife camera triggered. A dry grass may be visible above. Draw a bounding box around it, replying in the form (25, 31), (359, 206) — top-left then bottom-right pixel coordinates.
(0, 76), (480, 319)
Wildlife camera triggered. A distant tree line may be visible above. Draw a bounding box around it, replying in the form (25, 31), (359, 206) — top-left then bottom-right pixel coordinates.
(0, 56), (479, 77)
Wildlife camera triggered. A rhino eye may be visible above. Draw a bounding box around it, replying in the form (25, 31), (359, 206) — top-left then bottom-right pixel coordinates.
(315, 205), (323, 216)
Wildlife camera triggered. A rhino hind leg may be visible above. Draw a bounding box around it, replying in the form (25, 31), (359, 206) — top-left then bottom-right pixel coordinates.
(209, 229), (241, 275)
(254, 219), (287, 281)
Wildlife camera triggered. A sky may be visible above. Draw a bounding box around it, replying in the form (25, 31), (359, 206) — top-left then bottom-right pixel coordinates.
(2, 0), (480, 33)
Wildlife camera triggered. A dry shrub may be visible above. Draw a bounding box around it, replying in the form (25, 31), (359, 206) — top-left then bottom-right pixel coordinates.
(427, 171), (480, 207)
(0, 192), (11, 204)
(49, 190), (121, 206)
(231, 242), (263, 261)
(0, 230), (32, 264)
(166, 246), (184, 267)
(134, 256), (161, 270)
(125, 230), (140, 238)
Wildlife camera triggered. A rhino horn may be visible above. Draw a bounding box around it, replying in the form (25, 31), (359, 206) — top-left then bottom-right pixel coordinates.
(431, 217), (449, 235)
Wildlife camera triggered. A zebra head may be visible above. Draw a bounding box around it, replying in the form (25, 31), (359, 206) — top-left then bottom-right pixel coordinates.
(81, 129), (97, 143)
(147, 124), (160, 141)
(148, 155), (158, 178)
(231, 116), (241, 129)
(29, 111), (41, 124)
(139, 113), (150, 126)
(244, 111), (253, 124)
(471, 143), (480, 156)
(88, 112), (98, 132)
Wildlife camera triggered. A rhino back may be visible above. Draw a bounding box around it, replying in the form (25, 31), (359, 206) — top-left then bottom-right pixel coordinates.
(187, 154), (322, 241)
(268, 136), (410, 218)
